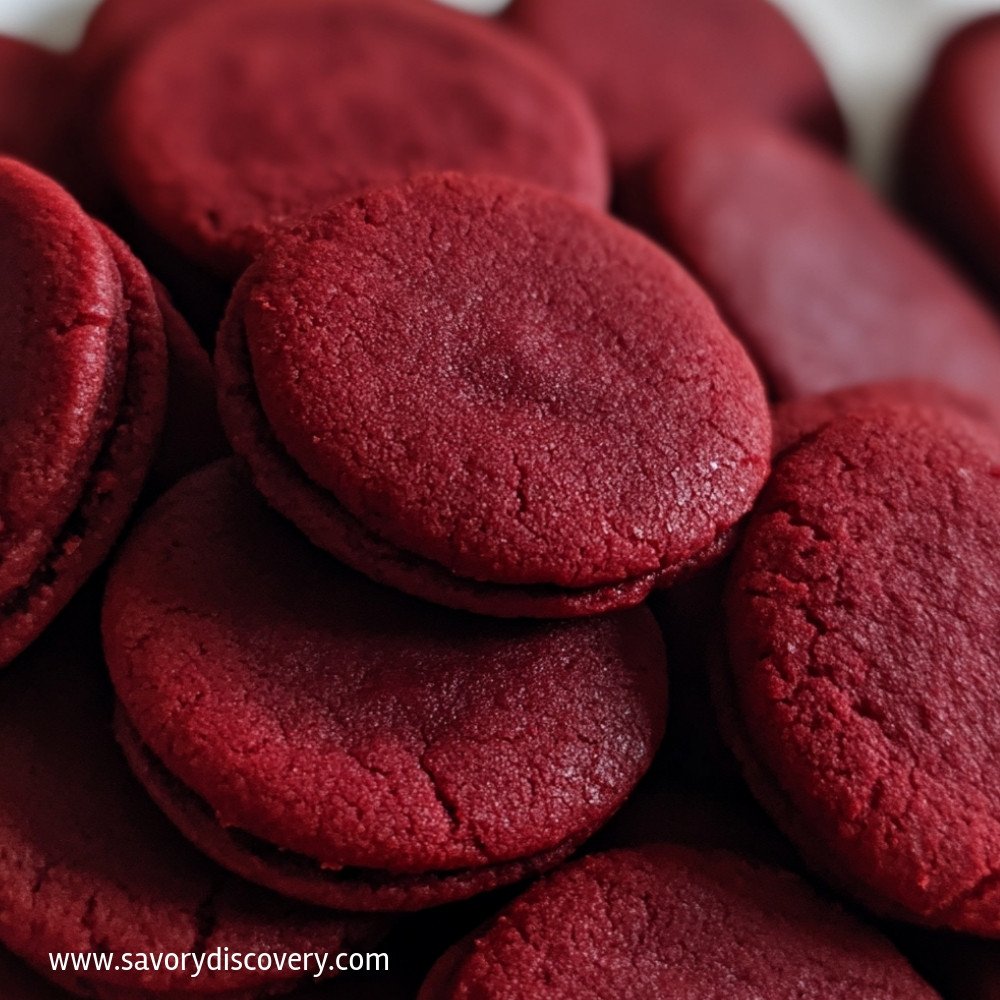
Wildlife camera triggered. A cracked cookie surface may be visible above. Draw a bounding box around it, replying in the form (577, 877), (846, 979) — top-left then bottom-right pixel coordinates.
(217, 172), (771, 615)
(102, 459), (668, 910)
(721, 404), (1000, 934)
(0, 601), (379, 999)
(418, 845), (936, 999)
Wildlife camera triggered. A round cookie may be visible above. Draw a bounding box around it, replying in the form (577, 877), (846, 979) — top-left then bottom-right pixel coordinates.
(216, 171), (771, 617)
(0, 602), (381, 999)
(0, 158), (124, 605)
(720, 404), (1000, 934)
(636, 121), (1000, 405)
(103, 459), (668, 911)
(106, 0), (608, 276)
(503, 0), (844, 177)
(899, 15), (1000, 305)
(418, 845), (937, 999)
(0, 160), (167, 668)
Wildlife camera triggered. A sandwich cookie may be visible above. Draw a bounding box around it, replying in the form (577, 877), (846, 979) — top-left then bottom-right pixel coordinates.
(0, 159), (166, 668)
(103, 460), (668, 911)
(216, 172), (771, 617)
(0, 602), (380, 999)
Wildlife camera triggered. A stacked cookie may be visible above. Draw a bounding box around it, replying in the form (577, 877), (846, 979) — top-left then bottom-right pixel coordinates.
(0, 158), (167, 668)
(1, 0), (999, 997)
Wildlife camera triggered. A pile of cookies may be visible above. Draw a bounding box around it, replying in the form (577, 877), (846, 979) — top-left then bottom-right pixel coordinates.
(1, 0), (998, 997)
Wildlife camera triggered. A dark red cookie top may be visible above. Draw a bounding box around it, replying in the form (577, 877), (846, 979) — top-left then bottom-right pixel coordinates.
(104, 459), (667, 876)
(899, 15), (1000, 302)
(504, 0), (843, 174)
(0, 605), (378, 998)
(106, 0), (608, 276)
(0, 157), (124, 608)
(228, 172), (770, 593)
(217, 280), (686, 619)
(641, 122), (1000, 404)
(419, 845), (936, 999)
(724, 405), (1000, 934)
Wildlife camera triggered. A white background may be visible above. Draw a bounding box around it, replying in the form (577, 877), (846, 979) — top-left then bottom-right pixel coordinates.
(2, 0), (1000, 181)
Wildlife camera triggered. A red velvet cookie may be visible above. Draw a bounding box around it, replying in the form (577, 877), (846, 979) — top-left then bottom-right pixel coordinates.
(0, 159), (167, 668)
(0, 602), (380, 999)
(418, 845), (937, 999)
(720, 404), (1000, 934)
(216, 172), (771, 617)
(637, 122), (1000, 404)
(899, 15), (1000, 305)
(103, 459), (668, 911)
(0, 37), (69, 174)
(105, 0), (608, 277)
(504, 0), (844, 177)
